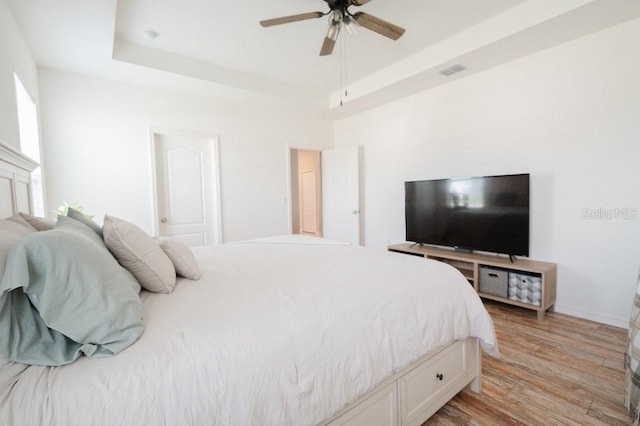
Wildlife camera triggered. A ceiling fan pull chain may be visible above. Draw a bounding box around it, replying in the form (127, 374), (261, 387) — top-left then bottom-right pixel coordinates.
(340, 30), (348, 107)
(344, 33), (348, 99)
(339, 32), (344, 106)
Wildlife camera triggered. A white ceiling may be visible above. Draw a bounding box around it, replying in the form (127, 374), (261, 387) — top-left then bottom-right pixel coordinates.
(8, 0), (640, 117)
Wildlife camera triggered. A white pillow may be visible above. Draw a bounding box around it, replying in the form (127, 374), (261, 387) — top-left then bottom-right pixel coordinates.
(102, 215), (176, 293)
(160, 239), (203, 280)
(19, 212), (55, 231)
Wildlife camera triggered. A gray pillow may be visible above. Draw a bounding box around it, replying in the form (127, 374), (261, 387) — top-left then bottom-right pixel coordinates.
(66, 206), (103, 238)
(0, 216), (144, 366)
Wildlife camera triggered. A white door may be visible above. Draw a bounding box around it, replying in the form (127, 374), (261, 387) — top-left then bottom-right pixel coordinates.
(322, 145), (360, 245)
(153, 131), (222, 247)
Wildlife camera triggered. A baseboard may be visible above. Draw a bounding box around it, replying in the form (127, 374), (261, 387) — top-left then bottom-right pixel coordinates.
(554, 303), (628, 329)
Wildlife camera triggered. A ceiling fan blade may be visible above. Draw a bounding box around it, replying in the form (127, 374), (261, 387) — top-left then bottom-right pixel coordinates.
(352, 12), (405, 40)
(320, 37), (336, 56)
(260, 12), (324, 27)
(351, 0), (372, 5)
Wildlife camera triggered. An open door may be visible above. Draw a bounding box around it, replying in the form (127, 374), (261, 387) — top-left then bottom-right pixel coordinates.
(322, 146), (360, 245)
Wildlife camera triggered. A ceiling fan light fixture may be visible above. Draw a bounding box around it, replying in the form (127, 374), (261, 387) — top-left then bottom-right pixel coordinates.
(343, 15), (359, 36)
(327, 21), (341, 41)
(327, 10), (343, 41)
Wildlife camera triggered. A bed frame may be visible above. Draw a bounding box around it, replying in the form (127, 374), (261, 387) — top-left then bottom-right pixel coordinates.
(0, 141), (482, 425)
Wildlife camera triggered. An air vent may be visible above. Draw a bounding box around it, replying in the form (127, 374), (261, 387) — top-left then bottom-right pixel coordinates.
(438, 64), (466, 76)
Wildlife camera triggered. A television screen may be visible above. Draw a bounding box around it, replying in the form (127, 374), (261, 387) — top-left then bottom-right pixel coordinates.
(405, 174), (530, 256)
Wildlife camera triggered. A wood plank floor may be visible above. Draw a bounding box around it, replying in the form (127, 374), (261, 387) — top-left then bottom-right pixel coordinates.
(425, 301), (632, 425)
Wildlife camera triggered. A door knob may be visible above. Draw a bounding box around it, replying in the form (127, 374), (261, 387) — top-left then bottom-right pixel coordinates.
(352, 210), (360, 215)
(160, 217), (168, 223)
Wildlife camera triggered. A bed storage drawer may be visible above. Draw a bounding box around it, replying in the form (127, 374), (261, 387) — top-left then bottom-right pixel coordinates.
(326, 382), (398, 426)
(323, 338), (481, 426)
(398, 339), (478, 426)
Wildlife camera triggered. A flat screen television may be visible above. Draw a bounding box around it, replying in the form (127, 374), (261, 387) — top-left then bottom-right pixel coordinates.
(405, 173), (530, 256)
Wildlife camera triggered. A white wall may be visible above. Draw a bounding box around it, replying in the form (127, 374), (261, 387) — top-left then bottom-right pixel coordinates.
(38, 69), (333, 242)
(0, 0), (39, 149)
(334, 18), (640, 328)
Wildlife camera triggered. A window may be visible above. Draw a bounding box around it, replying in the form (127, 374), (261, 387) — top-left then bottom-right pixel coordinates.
(14, 73), (44, 216)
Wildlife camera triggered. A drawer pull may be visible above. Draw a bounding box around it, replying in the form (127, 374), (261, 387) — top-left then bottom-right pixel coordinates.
(436, 373), (444, 381)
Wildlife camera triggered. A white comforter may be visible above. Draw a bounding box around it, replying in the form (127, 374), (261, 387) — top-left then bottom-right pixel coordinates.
(0, 236), (497, 425)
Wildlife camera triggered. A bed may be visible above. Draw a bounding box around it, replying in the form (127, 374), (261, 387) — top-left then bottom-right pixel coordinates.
(0, 141), (498, 425)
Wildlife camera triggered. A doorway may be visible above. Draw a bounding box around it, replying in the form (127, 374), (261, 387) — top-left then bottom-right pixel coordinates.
(288, 146), (361, 245)
(151, 130), (222, 246)
(290, 149), (322, 237)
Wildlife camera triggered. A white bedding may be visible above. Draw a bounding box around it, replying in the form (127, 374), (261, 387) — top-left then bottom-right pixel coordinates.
(0, 236), (497, 425)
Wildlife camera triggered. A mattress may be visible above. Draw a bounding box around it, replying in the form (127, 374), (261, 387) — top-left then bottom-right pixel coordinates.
(0, 235), (497, 425)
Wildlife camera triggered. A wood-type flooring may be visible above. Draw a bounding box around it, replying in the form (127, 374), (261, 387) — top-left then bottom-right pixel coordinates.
(425, 301), (632, 425)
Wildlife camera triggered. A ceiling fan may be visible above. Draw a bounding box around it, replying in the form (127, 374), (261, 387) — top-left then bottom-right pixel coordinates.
(260, 0), (405, 56)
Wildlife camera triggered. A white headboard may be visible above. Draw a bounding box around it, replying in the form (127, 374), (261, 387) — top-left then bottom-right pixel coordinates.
(0, 140), (38, 219)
